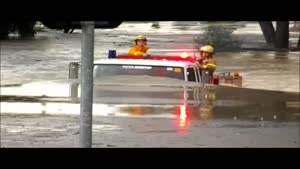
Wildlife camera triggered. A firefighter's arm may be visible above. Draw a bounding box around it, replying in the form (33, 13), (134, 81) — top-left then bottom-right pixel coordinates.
(206, 59), (217, 70)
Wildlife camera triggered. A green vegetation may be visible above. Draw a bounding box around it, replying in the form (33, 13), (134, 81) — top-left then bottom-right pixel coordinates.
(194, 24), (241, 51)
(151, 22), (160, 29)
(33, 23), (47, 32)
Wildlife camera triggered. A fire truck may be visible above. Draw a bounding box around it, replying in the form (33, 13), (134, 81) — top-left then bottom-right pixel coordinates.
(67, 51), (244, 125)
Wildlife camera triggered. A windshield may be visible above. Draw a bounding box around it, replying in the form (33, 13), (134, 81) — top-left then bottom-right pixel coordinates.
(94, 64), (185, 80)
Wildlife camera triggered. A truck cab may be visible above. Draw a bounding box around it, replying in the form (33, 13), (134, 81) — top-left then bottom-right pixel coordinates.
(93, 55), (202, 83)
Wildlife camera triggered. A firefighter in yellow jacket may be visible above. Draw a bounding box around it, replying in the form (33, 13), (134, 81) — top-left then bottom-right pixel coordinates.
(197, 45), (217, 83)
(128, 35), (149, 57)
(197, 45), (217, 72)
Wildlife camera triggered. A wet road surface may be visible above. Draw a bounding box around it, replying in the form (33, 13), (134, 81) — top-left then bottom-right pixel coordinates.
(1, 84), (299, 147)
(1, 114), (299, 147)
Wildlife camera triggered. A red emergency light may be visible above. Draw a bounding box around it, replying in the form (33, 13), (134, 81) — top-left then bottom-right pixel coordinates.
(116, 54), (196, 63)
(176, 105), (190, 134)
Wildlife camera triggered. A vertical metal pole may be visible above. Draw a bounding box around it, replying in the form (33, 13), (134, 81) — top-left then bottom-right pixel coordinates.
(80, 21), (95, 148)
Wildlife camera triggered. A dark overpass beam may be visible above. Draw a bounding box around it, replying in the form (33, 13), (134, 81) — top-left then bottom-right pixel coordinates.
(0, 22), (9, 39)
(17, 21), (36, 38)
(41, 21), (122, 32)
(259, 21), (276, 45)
(274, 21), (289, 49)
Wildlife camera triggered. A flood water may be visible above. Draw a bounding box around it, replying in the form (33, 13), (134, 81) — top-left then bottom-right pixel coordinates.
(0, 22), (299, 147)
(1, 22), (299, 92)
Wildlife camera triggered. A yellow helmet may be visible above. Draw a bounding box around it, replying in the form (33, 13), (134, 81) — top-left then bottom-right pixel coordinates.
(134, 35), (147, 41)
(199, 45), (214, 53)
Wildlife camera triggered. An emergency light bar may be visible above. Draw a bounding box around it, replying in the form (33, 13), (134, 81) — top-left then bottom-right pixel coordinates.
(116, 55), (196, 63)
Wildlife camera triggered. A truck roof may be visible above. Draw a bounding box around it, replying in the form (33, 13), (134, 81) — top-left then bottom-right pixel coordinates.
(94, 59), (197, 67)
